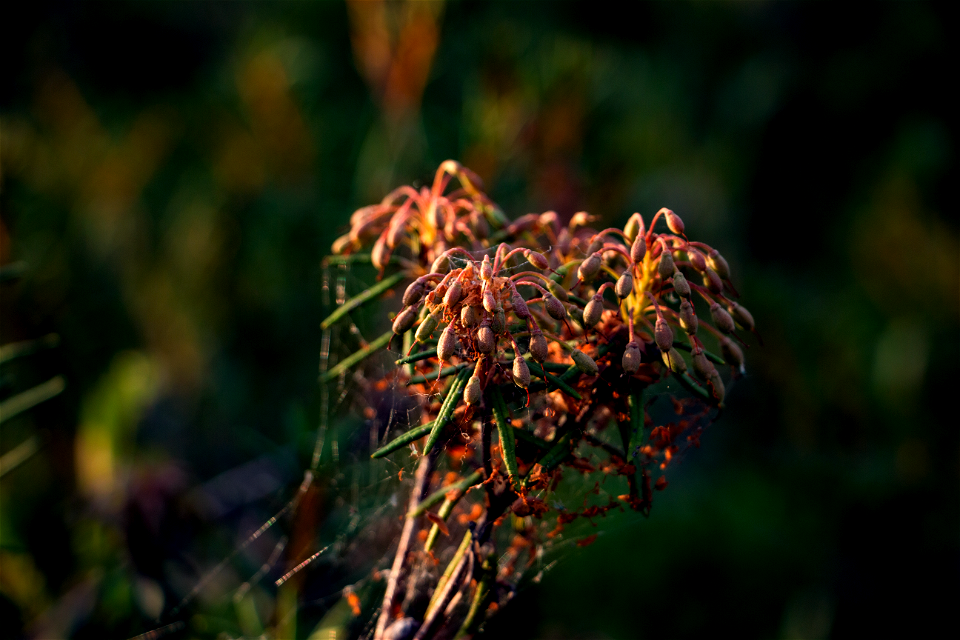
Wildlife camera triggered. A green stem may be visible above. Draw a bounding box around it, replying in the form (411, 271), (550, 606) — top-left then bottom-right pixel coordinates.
(409, 470), (483, 518)
(320, 330), (392, 383)
(491, 386), (519, 480)
(319, 272), (405, 330)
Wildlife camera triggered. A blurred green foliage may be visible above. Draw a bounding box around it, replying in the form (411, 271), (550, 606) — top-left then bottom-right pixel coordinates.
(1, 1), (956, 638)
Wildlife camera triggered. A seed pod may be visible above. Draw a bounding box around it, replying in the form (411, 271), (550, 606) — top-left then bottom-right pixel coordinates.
(477, 325), (495, 353)
(706, 249), (730, 279)
(472, 212), (489, 239)
(512, 355), (531, 389)
(402, 281), (426, 306)
(371, 233), (390, 271)
(583, 294), (604, 327)
(510, 285), (531, 319)
(577, 253), (602, 282)
(571, 349), (599, 376)
(615, 271), (634, 298)
(663, 209), (685, 235)
(622, 341), (642, 373)
(672, 271), (691, 298)
(482, 287), (497, 313)
(679, 299), (698, 335)
(525, 250), (550, 270)
(710, 303), (736, 334)
(728, 303), (755, 331)
(544, 294), (568, 321)
(464, 373), (482, 406)
(386, 218), (406, 248)
(443, 281), (463, 308)
(630, 235), (646, 263)
(691, 347), (715, 381)
(437, 324), (459, 361)
(654, 316), (674, 353)
(546, 280), (569, 302)
(658, 247), (675, 280)
(415, 308), (442, 342)
(707, 369), (725, 402)
(720, 337), (745, 373)
(587, 235), (604, 256)
(703, 268), (723, 293)
(529, 332), (549, 362)
(661, 348), (687, 374)
(392, 305), (418, 335)
(624, 213), (644, 242)
(492, 310), (506, 334)
(688, 249), (706, 272)
(430, 253), (450, 274)
(461, 304), (480, 327)
(480, 254), (493, 281)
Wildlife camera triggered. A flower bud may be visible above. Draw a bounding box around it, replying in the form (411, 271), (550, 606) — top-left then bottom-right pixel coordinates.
(572, 349), (599, 376)
(624, 213), (644, 242)
(570, 211), (594, 230)
(583, 294), (604, 327)
(654, 316), (674, 353)
(386, 219), (406, 248)
(661, 348), (687, 374)
(679, 299), (698, 335)
(415, 308), (442, 342)
(707, 369), (725, 402)
(512, 355), (531, 388)
(663, 208), (685, 235)
(710, 303), (735, 334)
(402, 281), (426, 306)
(706, 249), (730, 279)
(392, 305), (418, 335)
(482, 287), (497, 313)
(544, 294), (568, 321)
(688, 249), (706, 272)
(529, 332), (549, 362)
(577, 253), (602, 282)
(472, 212), (489, 239)
(630, 235), (646, 263)
(331, 234), (352, 254)
(480, 254), (493, 281)
(492, 309), (506, 334)
(430, 254), (450, 274)
(443, 281), (463, 308)
(658, 247), (675, 280)
(477, 325), (495, 353)
(703, 268), (723, 293)
(438, 323), (460, 361)
(672, 271), (691, 298)
(615, 271), (634, 298)
(525, 250), (550, 270)
(546, 280), (569, 302)
(622, 341), (642, 374)
(461, 304), (480, 327)
(371, 233), (390, 271)
(510, 285), (531, 319)
(691, 347), (715, 381)
(464, 373), (482, 406)
(728, 303), (754, 331)
(587, 235), (604, 256)
(720, 337), (745, 373)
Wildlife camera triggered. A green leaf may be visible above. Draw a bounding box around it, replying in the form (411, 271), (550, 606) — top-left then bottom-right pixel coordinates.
(319, 272), (405, 330)
(320, 330), (392, 383)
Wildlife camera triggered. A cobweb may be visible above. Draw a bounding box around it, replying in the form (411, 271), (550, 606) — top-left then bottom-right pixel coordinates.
(131, 255), (719, 640)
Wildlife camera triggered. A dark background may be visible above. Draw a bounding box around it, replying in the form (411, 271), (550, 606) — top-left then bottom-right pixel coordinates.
(1, 1), (957, 638)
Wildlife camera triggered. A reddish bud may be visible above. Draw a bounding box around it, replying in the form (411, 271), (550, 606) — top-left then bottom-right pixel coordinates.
(392, 306), (418, 335)
(672, 271), (691, 298)
(402, 281), (426, 306)
(703, 268), (723, 293)
(655, 316), (674, 353)
(480, 254), (493, 281)
(525, 250), (550, 270)
(482, 288), (497, 313)
(371, 233), (390, 271)
(430, 254), (450, 274)
(443, 281), (462, 308)
(577, 253), (602, 282)
(658, 247), (676, 280)
(661, 348), (687, 374)
(710, 303), (736, 334)
(530, 332), (549, 362)
(461, 304), (480, 327)
(510, 285), (531, 319)
(622, 341), (642, 373)
(706, 249), (730, 280)
(464, 374), (482, 406)
(492, 310), (506, 334)
(583, 294), (604, 327)
(544, 294), (568, 321)
(331, 234), (352, 254)
(630, 235), (646, 263)
(691, 347), (715, 381)
(679, 299), (698, 335)
(720, 337), (745, 373)
(688, 249), (707, 272)
(663, 208), (685, 235)
(624, 213), (645, 242)
(438, 324), (459, 361)
(587, 235), (604, 256)
(472, 212), (489, 239)
(512, 355), (531, 389)
(477, 325), (495, 353)
(615, 271), (634, 299)
(728, 303), (754, 331)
